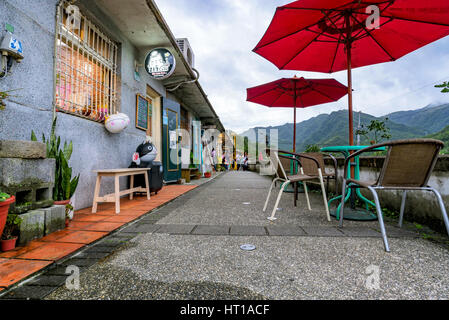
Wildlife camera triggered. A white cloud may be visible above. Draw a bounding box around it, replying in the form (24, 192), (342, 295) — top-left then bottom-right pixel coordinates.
(154, 0), (449, 133)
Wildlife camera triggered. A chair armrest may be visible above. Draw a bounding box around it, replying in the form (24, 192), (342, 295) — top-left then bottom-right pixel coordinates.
(325, 153), (338, 176)
(278, 150), (321, 169)
(278, 154), (302, 174)
(342, 142), (389, 180)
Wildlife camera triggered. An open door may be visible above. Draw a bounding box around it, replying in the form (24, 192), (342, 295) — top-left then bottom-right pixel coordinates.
(162, 98), (181, 183)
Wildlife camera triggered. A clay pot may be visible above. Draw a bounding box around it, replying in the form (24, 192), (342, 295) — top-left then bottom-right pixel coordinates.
(0, 196), (15, 238)
(54, 200), (73, 228)
(1, 236), (18, 252)
(54, 199), (70, 206)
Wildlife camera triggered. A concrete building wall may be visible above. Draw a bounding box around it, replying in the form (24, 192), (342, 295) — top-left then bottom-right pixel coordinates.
(0, 0), (169, 210)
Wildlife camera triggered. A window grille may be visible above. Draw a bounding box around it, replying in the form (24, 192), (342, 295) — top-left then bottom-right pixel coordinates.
(55, 1), (119, 122)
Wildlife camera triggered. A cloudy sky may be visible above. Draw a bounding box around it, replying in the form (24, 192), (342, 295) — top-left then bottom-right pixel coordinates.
(154, 0), (449, 134)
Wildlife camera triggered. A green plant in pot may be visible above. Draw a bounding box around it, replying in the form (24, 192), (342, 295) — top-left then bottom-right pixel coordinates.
(1, 213), (22, 252)
(65, 203), (74, 227)
(0, 192), (15, 240)
(31, 117), (79, 209)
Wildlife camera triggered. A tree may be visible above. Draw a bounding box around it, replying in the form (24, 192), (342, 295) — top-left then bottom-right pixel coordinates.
(356, 118), (392, 145)
(435, 82), (449, 93)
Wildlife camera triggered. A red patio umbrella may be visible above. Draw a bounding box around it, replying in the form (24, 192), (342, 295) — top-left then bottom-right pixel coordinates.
(246, 76), (348, 151)
(253, 0), (449, 146)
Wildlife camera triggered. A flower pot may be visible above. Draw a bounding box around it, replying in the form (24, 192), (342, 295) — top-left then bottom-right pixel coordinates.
(204, 172), (211, 178)
(65, 218), (70, 228)
(0, 195), (15, 238)
(1, 236), (17, 252)
(54, 199), (70, 206)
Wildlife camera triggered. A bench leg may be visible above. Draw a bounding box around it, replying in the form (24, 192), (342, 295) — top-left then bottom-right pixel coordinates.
(92, 175), (102, 213)
(144, 171), (151, 200)
(130, 175), (134, 200)
(115, 175), (120, 214)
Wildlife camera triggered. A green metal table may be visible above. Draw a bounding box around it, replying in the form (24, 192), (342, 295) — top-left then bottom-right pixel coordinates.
(320, 145), (386, 221)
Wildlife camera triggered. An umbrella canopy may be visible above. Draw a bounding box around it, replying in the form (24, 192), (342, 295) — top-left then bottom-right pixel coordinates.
(247, 77), (348, 151)
(253, 0), (449, 145)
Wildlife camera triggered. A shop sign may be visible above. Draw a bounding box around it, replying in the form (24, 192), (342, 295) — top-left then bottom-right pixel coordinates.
(144, 48), (176, 80)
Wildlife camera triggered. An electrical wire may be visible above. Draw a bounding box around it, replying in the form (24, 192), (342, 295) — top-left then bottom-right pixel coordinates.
(365, 75), (449, 108)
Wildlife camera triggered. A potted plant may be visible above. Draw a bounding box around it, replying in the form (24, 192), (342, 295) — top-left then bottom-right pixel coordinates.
(31, 117), (80, 206)
(204, 171), (212, 178)
(1, 213), (22, 252)
(65, 203), (74, 227)
(0, 192), (15, 237)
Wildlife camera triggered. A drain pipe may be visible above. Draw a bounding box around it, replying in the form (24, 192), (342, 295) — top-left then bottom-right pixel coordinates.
(52, 0), (65, 121)
(166, 68), (200, 92)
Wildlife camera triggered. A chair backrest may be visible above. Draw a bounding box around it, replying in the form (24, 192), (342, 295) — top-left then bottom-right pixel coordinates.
(299, 153), (324, 176)
(377, 139), (443, 187)
(268, 150), (288, 180)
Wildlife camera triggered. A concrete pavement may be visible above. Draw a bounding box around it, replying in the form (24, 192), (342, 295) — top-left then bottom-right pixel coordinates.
(7, 171), (449, 300)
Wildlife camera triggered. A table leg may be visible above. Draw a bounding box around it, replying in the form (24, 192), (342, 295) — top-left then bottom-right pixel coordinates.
(92, 175), (102, 213)
(144, 171), (151, 200)
(115, 175), (120, 214)
(130, 175), (134, 200)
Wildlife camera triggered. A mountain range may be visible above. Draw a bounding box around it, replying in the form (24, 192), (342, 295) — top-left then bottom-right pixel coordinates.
(240, 103), (449, 152)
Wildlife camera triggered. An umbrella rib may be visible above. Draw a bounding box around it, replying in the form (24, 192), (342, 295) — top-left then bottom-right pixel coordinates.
(350, 13), (396, 61)
(254, 18), (324, 50)
(329, 33), (342, 73)
(269, 90), (287, 107)
(279, 30), (325, 70)
(247, 84), (286, 101)
(308, 86), (342, 102)
(353, 11), (449, 28)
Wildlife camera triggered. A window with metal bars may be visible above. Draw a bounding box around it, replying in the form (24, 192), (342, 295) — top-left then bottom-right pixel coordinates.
(55, 2), (119, 122)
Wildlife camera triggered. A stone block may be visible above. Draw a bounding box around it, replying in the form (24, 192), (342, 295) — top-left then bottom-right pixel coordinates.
(18, 210), (45, 245)
(0, 158), (55, 187)
(0, 140), (46, 159)
(42, 205), (65, 235)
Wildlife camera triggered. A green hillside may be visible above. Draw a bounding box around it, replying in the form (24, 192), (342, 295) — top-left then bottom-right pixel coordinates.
(241, 110), (428, 152)
(426, 125), (449, 154)
(387, 103), (449, 135)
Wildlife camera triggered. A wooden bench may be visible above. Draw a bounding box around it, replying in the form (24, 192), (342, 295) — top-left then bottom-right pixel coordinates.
(181, 168), (199, 183)
(92, 168), (151, 214)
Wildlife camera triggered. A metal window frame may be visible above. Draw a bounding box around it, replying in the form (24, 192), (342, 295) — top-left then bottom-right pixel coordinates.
(54, 1), (119, 122)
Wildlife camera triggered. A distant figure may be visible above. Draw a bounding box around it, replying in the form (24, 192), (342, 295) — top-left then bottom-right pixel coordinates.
(211, 148), (217, 171)
(222, 153), (229, 171)
(236, 154), (241, 171)
(242, 152), (249, 171)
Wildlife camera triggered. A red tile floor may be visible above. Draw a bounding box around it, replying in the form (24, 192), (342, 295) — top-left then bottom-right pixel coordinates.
(0, 184), (197, 291)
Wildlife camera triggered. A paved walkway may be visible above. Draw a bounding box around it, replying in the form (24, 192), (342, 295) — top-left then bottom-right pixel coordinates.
(2, 171), (449, 299)
(0, 184), (197, 296)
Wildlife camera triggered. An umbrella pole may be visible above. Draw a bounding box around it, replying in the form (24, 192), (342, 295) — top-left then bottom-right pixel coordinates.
(347, 43), (354, 147)
(293, 106), (297, 152)
(293, 79), (297, 153)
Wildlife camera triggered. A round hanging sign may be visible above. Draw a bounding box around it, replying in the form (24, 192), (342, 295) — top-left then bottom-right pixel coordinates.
(144, 48), (176, 80)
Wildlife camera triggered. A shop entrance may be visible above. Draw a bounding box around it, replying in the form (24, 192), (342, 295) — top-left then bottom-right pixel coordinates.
(162, 98), (181, 183)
